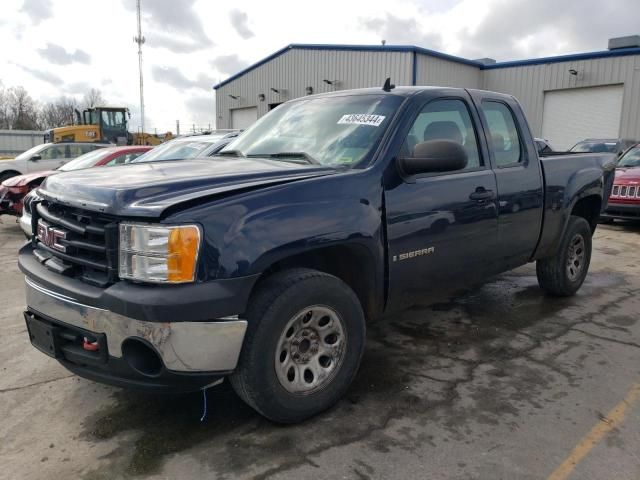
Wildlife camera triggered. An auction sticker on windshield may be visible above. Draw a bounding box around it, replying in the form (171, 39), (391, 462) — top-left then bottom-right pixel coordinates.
(337, 114), (386, 127)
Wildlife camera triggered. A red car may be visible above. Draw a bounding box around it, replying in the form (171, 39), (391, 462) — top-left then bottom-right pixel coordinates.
(0, 145), (152, 217)
(601, 143), (640, 222)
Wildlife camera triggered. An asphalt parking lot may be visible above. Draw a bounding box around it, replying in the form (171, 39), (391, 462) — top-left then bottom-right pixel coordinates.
(1, 218), (639, 480)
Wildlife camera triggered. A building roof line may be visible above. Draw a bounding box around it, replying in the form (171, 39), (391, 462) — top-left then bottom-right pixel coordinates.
(481, 46), (640, 69)
(212, 44), (481, 90)
(212, 43), (640, 90)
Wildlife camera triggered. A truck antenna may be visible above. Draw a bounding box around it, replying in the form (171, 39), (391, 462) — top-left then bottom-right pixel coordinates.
(382, 77), (395, 92)
(134, 0), (146, 135)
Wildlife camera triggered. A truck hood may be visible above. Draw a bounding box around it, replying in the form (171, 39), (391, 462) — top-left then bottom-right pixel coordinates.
(2, 170), (57, 187)
(614, 166), (640, 184)
(38, 157), (337, 217)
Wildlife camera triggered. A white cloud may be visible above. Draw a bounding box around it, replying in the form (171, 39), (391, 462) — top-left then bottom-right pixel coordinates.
(229, 9), (254, 39)
(37, 42), (91, 65)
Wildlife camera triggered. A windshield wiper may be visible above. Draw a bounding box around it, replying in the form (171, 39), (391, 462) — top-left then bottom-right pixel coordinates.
(216, 149), (246, 157)
(248, 152), (321, 165)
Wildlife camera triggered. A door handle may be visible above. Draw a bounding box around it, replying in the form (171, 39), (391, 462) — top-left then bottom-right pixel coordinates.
(469, 188), (494, 201)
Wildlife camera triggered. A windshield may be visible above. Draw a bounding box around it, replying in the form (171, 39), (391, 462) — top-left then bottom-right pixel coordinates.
(58, 149), (112, 171)
(132, 136), (225, 163)
(14, 144), (48, 162)
(570, 141), (617, 153)
(618, 145), (640, 168)
(221, 94), (403, 167)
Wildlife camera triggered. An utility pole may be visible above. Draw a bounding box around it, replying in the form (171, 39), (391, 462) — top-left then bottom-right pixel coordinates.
(176, 120), (180, 136)
(134, 0), (145, 135)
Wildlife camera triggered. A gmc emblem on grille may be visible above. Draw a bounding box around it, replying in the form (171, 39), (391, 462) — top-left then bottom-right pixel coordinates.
(37, 219), (67, 253)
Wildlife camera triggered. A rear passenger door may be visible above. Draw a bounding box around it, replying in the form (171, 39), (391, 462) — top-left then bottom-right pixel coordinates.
(384, 92), (500, 311)
(469, 92), (543, 268)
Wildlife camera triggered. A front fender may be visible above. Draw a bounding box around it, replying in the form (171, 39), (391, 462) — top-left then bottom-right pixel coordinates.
(168, 169), (385, 282)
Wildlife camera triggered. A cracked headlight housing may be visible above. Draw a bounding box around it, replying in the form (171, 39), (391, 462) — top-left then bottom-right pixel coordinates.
(119, 223), (201, 283)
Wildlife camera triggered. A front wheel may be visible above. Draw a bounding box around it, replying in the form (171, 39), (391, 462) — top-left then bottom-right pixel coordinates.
(536, 215), (592, 296)
(230, 268), (366, 423)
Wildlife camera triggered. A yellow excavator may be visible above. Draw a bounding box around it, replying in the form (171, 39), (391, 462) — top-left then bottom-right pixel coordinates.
(45, 106), (172, 146)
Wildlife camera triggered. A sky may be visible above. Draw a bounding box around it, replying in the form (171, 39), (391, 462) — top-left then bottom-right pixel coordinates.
(1, 0), (638, 132)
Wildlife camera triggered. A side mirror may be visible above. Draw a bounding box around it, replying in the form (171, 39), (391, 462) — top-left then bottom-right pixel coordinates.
(30, 154), (42, 161)
(398, 140), (468, 175)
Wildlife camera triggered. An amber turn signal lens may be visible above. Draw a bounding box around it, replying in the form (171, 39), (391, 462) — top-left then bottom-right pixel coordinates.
(167, 226), (200, 283)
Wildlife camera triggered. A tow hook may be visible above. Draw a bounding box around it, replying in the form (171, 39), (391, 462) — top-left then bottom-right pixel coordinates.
(82, 337), (100, 352)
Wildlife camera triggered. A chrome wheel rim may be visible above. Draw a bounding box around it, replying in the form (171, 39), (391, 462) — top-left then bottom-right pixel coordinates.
(274, 305), (347, 395)
(566, 234), (586, 281)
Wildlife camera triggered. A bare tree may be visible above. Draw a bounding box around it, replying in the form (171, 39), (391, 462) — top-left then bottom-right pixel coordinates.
(7, 86), (40, 130)
(39, 96), (79, 129)
(0, 84), (109, 131)
(0, 87), (10, 129)
(82, 88), (107, 109)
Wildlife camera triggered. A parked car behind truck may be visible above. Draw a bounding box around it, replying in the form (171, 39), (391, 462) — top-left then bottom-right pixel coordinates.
(1, 146), (152, 221)
(0, 142), (110, 183)
(131, 130), (240, 163)
(601, 143), (640, 222)
(20, 86), (615, 423)
(569, 138), (636, 157)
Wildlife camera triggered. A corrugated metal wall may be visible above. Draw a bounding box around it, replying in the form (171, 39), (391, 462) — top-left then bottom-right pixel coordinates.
(415, 54), (482, 88)
(482, 55), (640, 138)
(216, 49), (413, 128)
(0, 129), (44, 156)
(216, 48), (640, 141)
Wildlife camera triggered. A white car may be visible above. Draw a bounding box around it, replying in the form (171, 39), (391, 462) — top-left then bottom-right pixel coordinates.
(0, 142), (109, 183)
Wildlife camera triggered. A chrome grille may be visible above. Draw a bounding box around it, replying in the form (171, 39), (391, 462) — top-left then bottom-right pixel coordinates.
(32, 201), (118, 285)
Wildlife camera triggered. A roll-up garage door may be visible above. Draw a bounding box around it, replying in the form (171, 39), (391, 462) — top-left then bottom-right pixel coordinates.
(541, 84), (624, 151)
(231, 107), (258, 129)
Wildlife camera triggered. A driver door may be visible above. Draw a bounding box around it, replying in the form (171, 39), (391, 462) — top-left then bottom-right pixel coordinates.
(27, 144), (67, 172)
(384, 94), (500, 310)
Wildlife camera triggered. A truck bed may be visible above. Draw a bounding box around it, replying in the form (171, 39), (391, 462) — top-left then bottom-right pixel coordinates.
(534, 152), (617, 259)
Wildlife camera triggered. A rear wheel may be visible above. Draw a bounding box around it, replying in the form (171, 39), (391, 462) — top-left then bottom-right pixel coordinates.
(230, 268), (366, 423)
(536, 215), (592, 296)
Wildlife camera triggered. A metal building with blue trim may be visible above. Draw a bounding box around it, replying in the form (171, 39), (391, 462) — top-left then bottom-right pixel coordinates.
(214, 37), (640, 150)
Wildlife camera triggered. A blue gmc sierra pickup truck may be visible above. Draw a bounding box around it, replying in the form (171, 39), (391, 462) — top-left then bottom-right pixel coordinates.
(20, 85), (615, 423)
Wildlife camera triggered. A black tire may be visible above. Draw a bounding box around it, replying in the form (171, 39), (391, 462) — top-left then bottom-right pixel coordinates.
(536, 215), (592, 296)
(0, 171), (19, 184)
(230, 268), (366, 423)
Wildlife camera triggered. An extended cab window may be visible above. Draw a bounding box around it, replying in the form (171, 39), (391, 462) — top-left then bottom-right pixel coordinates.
(402, 99), (481, 169)
(481, 101), (522, 166)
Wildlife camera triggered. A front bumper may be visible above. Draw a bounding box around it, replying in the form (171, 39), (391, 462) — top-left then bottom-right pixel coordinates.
(25, 277), (248, 391)
(18, 242), (259, 323)
(601, 202), (640, 221)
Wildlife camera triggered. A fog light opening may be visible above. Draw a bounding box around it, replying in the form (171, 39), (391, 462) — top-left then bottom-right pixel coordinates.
(122, 338), (163, 377)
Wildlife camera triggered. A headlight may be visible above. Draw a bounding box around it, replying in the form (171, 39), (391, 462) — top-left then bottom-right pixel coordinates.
(119, 223), (201, 283)
(23, 189), (39, 215)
